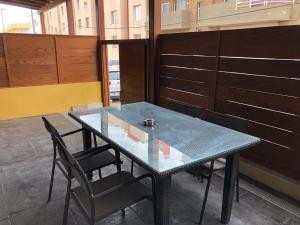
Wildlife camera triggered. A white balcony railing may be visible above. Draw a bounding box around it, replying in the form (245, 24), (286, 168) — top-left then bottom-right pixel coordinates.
(236, 0), (295, 8)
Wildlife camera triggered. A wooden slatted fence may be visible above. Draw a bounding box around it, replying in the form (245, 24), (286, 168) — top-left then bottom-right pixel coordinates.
(157, 26), (300, 181)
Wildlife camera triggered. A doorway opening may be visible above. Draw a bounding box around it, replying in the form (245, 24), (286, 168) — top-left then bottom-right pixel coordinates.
(100, 40), (148, 107)
(107, 44), (121, 107)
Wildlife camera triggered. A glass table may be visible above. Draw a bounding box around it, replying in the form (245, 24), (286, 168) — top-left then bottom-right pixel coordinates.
(69, 102), (260, 225)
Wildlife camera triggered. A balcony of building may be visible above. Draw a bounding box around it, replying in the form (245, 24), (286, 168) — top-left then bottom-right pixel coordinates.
(197, 0), (298, 29)
(161, 9), (192, 31)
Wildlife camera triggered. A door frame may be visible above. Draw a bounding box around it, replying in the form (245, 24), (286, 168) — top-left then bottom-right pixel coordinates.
(98, 39), (149, 106)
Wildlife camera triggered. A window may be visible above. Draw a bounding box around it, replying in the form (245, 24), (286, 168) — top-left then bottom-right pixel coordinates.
(134, 34), (142, 39)
(111, 10), (117, 24)
(197, 2), (201, 21)
(49, 11), (52, 19)
(161, 3), (170, 14)
(85, 17), (90, 28)
(51, 26), (54, 33)
(78, 19), (82, 29)
(84, 1), (88, 7)
(175, 0), (186, 11)
(55, 27), (58, 33)
(61, 6), (64, 15)
(111, 35), (118, 48)
(133, 5), (142, 21)
(76, 0), (80, 10)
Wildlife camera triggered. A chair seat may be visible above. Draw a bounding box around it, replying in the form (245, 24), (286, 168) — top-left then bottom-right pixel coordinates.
(186, 158), (226, 178)
(57, 150), (117, 175)
(73, 171), (150, 220)
(77, 151), (117, 173)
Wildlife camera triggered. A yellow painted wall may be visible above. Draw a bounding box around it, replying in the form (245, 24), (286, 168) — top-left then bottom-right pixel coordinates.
(0, 82), (101, 120)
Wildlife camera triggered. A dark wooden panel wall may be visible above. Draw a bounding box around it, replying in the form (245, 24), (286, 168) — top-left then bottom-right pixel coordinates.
(216, 26), (300, 180)
(0, 35), (9, 87)
(156, 26), (300, 181)
(119, 41), (146, 104)
(0, 34), (98, 88)
(157, 32), (220, 116)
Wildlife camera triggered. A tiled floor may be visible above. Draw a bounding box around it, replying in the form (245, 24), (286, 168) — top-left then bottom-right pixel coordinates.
(0, 114), (299, 225)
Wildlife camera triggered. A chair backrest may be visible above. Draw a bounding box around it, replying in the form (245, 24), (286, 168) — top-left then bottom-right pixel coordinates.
(42, 116), (67, 160)
(53, 135), (94, 212)
(203, 110), (248, 133)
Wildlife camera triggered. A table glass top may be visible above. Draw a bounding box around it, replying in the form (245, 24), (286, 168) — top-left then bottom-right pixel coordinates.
(69, 102), (260, 175)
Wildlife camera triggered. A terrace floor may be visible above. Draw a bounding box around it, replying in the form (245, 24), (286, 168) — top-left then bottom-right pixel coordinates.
(0, 114), (299, 225)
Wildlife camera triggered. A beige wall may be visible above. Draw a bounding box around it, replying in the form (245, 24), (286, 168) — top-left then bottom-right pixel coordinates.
(44, 0), (96, 35)
(73, 0), (97, 35)
(45, 3), (68, 34)
(128, 0), (149, 39)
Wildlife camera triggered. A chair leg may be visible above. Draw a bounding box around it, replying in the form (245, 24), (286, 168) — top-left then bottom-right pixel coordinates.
(98, 169), (102, 179)
(152, 177), (158, 225)
(93, 133), (97, 147)
(114, 149), (122, 172)
(198, 161), (214, 225)
(62, 179), (71, 225)
(48, 143), (57, 202)
(236, 173), (239, 203)
(121, 208), (126, 216)
(131, 161), (134, 174)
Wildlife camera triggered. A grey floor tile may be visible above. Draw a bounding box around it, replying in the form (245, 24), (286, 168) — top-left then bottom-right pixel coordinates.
(1, 157), (53, 213)
(70, 203), (146, 225)
(9, 199), (78, 225)
(0, 219), (10, 225)
(0, 168), (8, 220)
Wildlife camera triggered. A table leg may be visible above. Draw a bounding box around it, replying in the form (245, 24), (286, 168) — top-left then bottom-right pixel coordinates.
(82, 127), (92, 180)
(155, 175), (172, 225)
(221, 153), (239, 224)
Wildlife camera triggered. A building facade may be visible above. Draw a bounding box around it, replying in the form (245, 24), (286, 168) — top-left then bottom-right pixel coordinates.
(4, 23), (31, 33)
(44, 2), (69, 34)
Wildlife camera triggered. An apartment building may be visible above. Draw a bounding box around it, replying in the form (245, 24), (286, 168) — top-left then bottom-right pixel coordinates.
(74, 0), (97, 35)
(44, 0), (300, 35)
(104, 0), (149, 40)
(44, 2), (68, 34)
(44, 0), (96, 35)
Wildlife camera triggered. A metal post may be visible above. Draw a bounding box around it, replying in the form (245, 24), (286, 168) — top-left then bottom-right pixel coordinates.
(0, 8), (5, 32)
(31, 9), (36, 33)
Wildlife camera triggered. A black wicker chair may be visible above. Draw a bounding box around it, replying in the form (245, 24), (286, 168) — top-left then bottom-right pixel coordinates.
(42, 116), (122, 202)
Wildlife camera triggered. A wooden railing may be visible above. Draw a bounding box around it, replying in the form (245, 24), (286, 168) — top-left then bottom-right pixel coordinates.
(157, 26), (300, 182)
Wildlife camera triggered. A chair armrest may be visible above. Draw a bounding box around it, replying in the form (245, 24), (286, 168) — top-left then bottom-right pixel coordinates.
(61, 128), (83, 137)
(74, 144), (112, 161)
(91, 173), (154, 200)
